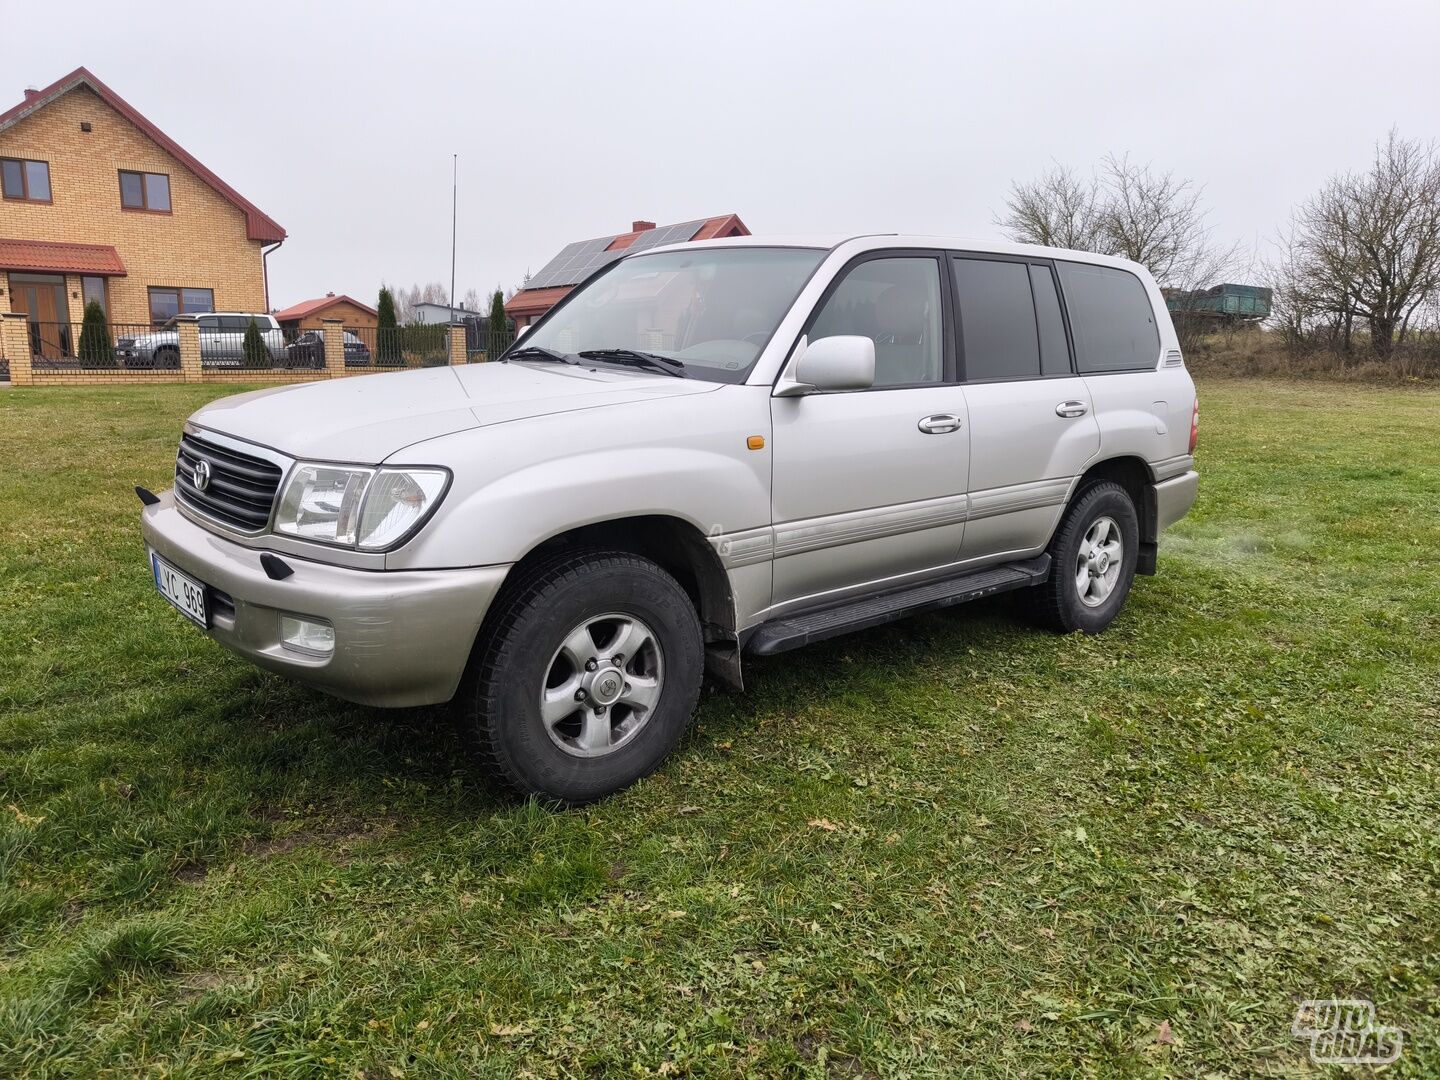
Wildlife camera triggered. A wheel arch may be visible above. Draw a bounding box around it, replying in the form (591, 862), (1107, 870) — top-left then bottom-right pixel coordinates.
(480, 514), (744, 690)
(1071, 455), (1158, 574)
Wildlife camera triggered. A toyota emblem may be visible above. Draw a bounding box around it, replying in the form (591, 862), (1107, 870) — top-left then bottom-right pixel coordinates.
(192, 459), (212, 491)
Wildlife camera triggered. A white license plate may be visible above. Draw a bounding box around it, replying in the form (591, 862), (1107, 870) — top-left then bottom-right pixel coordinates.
(151, 552), (208, 627)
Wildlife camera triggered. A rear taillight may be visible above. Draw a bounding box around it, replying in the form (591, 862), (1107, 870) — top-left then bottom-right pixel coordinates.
(1188, 397), (1200, 454)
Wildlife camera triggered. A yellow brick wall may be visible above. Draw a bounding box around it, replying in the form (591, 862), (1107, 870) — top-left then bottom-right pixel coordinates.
(0, 86), (268, 328)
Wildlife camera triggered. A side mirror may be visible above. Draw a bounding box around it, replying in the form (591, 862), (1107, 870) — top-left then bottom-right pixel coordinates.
(515, 323), (532, 339)
(778, 335), (875, 395)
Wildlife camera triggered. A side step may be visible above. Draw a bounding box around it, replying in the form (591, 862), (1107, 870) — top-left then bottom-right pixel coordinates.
(747, 555), (1051, 657)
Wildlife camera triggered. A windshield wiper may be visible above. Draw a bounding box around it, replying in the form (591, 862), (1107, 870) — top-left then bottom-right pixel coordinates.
(577, 349), (688, 378)
(504, 345), (580, 365)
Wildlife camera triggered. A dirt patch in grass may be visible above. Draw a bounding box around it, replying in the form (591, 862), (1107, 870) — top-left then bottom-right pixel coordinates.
(243, 815), (397, 864)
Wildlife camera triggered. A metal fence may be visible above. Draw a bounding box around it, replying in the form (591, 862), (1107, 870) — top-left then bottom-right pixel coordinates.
(344, 324), (451, 369)
(213, 323), (326, 372)
(3, 315), (469, 386)
(468, 327), (515, 362)
(24, 321), (169, 370)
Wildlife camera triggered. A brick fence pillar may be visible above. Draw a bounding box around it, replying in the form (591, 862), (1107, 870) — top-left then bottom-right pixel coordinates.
(448, 323), (467, 366)
(1, 312), (33, 386)
(321, 319), (346, 378)
(177, 316), (202, 382)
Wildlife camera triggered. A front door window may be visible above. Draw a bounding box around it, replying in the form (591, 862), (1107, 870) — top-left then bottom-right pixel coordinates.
(809, 257), (944, 386)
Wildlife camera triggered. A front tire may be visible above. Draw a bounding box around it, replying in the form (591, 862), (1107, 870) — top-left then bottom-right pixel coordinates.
(1029, 481), (1139, 634)
(456, 550), (704, 805)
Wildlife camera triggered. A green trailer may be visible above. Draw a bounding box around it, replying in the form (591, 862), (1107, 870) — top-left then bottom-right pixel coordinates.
(1165, 283), (1272, 322)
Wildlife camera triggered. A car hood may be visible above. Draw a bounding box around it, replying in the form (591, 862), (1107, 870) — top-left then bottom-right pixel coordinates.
(187, 361), (722, 463)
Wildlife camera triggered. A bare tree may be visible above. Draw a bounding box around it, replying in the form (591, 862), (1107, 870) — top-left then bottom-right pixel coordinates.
(998, 155), (1236, 292)
(1096, 155), (1235, 289)
(393, 281), (450, 323)
(1288, 130), (1440, 358)
(996, 164), (1101, 250)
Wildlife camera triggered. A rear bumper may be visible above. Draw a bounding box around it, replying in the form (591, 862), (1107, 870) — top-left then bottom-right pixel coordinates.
(1153, 469), (1199, 533)
(141, 491), (510, 707)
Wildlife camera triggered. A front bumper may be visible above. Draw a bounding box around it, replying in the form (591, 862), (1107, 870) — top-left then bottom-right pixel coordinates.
(141, 491), (510, 707)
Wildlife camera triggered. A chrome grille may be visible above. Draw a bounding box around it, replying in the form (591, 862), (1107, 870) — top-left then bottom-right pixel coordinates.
(175, 432), (284, 532)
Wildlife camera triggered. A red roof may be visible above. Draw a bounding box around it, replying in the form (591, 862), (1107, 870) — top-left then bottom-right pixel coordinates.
(0, 237), (126, 275)
(505, 286), (572, 317)
(272, 294), (378, 322)
(506, 214), (749, 320)
(0, 68), (285, 243)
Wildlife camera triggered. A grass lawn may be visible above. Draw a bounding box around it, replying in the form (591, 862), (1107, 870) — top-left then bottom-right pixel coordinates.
(1, 379), (1437, 1077)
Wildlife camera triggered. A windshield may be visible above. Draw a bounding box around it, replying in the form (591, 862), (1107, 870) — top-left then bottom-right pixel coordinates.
(517, 246), (825, 383)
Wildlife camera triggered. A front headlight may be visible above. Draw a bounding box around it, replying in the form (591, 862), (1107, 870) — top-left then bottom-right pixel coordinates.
(274, 464), (448, 551)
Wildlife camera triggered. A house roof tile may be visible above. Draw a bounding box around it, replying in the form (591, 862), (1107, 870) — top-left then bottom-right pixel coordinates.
(0, 237), (126, 275)
(272, 294), (377, 321)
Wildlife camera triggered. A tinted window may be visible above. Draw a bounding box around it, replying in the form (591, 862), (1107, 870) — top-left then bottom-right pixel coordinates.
(24, 160), (50, 201)
(197, 316), (221, 330)
(181, 288), (214, 313)
(811, 257), (943, 386)
(1056, 262), (1160, 372)
(1029, 265), (1071, 376)
(119, 171), (145, 208)
(149, 288), (180, 325)
(952, 258), (1038, 381)
(1, 159), (21, 197)
(82, 276), (107, 314)
(145, 173), (170, 211)
(3, 158), (49, 201)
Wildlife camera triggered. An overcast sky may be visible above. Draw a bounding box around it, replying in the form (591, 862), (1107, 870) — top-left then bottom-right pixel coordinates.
(13, 0), (1439, 308)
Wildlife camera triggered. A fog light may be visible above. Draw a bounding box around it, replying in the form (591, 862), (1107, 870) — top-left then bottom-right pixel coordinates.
(280, 615), (334, 655)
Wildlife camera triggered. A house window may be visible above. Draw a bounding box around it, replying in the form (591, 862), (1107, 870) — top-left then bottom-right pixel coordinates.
(119, 170), (171, 212)
(1, 158), (51, 202)
(82, 276), (108, 315)
(148, 286), (214, 326)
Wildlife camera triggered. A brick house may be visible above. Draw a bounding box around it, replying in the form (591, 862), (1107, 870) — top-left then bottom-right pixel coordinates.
(0, 67), (284, 357)
(273, 293), (378, 332)
(505, 215), (749, 331)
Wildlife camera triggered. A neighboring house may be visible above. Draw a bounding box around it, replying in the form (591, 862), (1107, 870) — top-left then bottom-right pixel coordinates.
(0, 67), (284, 357)
(411, 301), (486, 325)
(273, 292), (378, 331)
(505, 215), (749, 331)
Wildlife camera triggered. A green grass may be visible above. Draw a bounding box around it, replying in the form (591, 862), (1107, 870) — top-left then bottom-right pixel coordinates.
(1, 379), (1438, 1077)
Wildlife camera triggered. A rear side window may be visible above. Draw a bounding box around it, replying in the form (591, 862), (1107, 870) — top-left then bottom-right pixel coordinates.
(1029, 265), (1072, 376)
(1056, 262), (1160, 372)
(952, 258), (1039, 381)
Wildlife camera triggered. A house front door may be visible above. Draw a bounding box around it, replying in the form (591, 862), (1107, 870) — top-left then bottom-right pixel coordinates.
(9, 273), (71, 358)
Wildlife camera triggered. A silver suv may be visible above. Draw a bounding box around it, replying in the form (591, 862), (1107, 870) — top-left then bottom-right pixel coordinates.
(117, 313), (286, 367)
(139, 235), (1198, 803)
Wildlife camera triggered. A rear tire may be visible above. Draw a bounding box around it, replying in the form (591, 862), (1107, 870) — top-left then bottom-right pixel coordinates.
(455, 549), (703, 806)
(1028, 481), (1139, 634)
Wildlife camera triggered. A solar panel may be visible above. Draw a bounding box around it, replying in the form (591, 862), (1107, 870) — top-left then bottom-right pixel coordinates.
(525, 235), (622, 289)
(625, 219), (706, 254)
(522, 220), (710, 289)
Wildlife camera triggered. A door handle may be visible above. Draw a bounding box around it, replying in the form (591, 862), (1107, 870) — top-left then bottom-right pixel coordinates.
(1055, 400), (1089, 418)
(917, 413), (961, 434)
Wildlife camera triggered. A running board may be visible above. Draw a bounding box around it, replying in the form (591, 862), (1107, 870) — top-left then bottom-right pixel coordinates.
(747, 555), (1051, 657)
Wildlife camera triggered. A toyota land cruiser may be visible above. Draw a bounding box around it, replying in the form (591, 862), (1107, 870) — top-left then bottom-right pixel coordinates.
(139, 235), (1199, 803)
